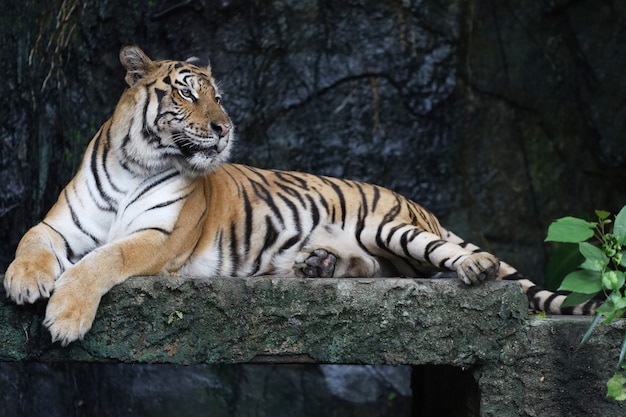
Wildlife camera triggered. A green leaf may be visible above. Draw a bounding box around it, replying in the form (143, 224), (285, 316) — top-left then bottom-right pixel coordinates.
(545, 217), (595, 243)
(578, 242), (608, 271)
(596, 210), (611, 220)
(558, 269), (603, 294)
(561, 291), (597, 308)
(596, 294), (626, 324)
(580, 313), (603, 346)
(606, 373), (626, 401)
(619, 333), (626, 369)
(609, 290), (626, 309)
(545, 243), (584, 291)
(620, 251), (626, 268)
(615, 206), (626, 243)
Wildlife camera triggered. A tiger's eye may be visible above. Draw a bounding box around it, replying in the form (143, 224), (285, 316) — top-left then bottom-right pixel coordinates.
(179, 88), (193, 101)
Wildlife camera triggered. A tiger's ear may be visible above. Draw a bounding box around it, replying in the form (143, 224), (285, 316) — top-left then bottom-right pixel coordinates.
(186, 55), (212, 73)
(119, 45), (154, 87)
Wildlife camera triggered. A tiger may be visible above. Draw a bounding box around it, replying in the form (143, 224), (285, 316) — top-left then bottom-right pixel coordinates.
(4, 45), (598, 346)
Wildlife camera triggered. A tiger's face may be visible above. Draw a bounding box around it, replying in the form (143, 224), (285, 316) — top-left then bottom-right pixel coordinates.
(119, 45), (233, 176)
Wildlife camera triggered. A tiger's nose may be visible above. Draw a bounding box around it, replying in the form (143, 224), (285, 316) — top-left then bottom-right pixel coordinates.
(210, 122), (232, 138)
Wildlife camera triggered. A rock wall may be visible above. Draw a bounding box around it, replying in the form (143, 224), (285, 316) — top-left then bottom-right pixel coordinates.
(1, 0), (624, 281)
(1, 2), (625, 415)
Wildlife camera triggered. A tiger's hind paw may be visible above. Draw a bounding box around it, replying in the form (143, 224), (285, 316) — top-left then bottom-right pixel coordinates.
(295, 248), (337, 278)
(456, 252), (500, 285)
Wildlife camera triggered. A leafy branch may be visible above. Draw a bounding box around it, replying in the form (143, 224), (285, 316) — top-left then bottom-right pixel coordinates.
(546, 206), (626, 401)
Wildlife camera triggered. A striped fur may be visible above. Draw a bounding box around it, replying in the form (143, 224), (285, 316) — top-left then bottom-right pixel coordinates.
(4, 46), (596, 346)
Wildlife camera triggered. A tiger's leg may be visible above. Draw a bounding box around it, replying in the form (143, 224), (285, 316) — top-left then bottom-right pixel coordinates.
(43, 229), (179, 345)
(295, 246), (381, 278)
(442, 229), (602, 314)
(4, 223), (65, 304)
(294, 225), (382, 278)
(361, 225), (499, 284)
(299, 249), (337, 278)
(43, 185), (205, 346)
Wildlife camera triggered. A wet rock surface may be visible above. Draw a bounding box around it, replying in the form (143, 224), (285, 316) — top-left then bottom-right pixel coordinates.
(0, 276), (624, 416)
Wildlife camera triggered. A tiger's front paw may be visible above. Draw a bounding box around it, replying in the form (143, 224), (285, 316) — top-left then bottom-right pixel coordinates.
(456, 252), (500, 285)
(43, 282), (100, 346)
(4, 255), (57, 305)
(295, 248), (337, 278)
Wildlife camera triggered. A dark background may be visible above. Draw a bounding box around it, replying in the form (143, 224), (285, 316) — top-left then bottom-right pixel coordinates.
(0, 1), (625, 416)
(2, 0), (625, 280)
(2, 0), (624, 282)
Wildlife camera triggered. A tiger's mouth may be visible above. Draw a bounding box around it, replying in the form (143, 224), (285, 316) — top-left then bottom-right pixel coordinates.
(178, 141), (219, 159)
(171, 131), (232, 176)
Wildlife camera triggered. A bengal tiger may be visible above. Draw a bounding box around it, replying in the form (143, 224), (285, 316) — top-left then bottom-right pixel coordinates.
(4, 45), (597, 346)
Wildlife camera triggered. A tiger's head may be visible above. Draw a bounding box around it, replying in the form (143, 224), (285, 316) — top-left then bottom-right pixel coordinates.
(117, 45), (233, 177)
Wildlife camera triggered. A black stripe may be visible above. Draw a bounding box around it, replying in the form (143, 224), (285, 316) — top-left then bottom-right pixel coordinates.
(306, 195), (320, 230)
(543, 292), (562, 313)
(146, 194), (188, 211)
(375, 196), (404, 252)
(90, 130), (117, 212)
(525, 285), (541, 298)
(371, 185), (381, 213)
(86, 180), (112, 212)
(449, 255), (465, 271)
(100, 128), (122, 193)
(524, 285), (543, 311)
(236, 165), (270, 185)
(437, 257), (450, 269)
(229, 222), (240, 274)
(64, 190), (99, 244)
(319, 194), (331, 219)
(216, 229), (224, 274)
(276, 193), (302, 252)
(355, 182), (369, 219)
(582, 300), (597, 315)
(385, 222), (410, 246)
(133, 227), (171, 236)
(502, 272), (524, 281)
(399, 229), (411, 258)
(277, 192), (301, 225)
(274, 171), (309, 190)
(280, 235), (301, 252)
(355, 205), (367, 247)
(274, 181), (307, 207)
(424, 240), (446, 264)
(249, 179), (284, 226)
(42, 221), (75, 265)
(261, 215), (280, 250)
(127, 171), (180, 207)
(401, 229), (424, 259)
(320, 177), (347, 227)
(242, 188), (254, 254)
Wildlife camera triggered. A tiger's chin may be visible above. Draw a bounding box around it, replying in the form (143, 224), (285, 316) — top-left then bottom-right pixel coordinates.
(174, 133), (233, 177)
(176, 145), (232, 177)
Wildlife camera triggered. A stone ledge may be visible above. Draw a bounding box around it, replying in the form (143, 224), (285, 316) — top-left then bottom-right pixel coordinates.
(1, 276), (624, 416)
(0, 276), (527, 364)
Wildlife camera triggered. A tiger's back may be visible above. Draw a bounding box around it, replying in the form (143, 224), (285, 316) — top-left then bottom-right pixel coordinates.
(183, 163), (448, 278)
